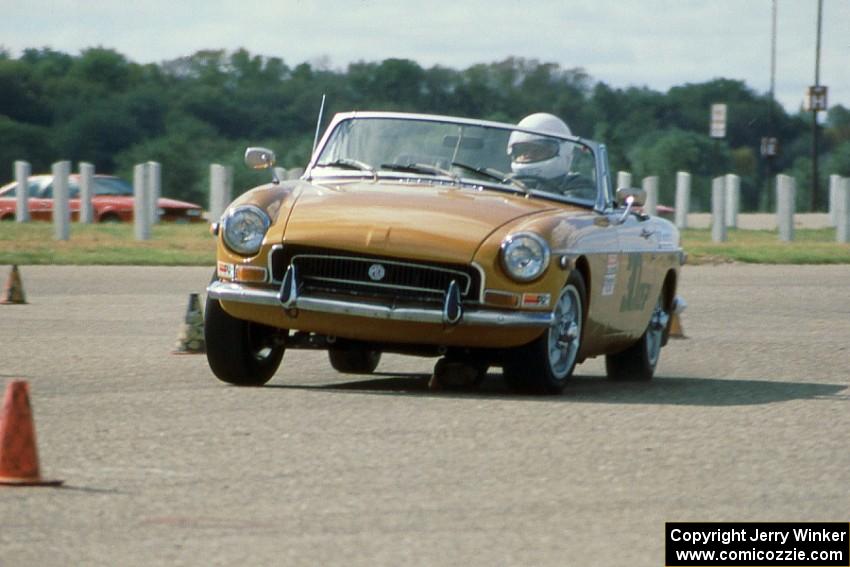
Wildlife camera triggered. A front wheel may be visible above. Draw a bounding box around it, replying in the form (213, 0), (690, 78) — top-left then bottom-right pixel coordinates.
(503, 271), (586, 394)
(204, 293), (285, 386)
(605, 291), (669, 381)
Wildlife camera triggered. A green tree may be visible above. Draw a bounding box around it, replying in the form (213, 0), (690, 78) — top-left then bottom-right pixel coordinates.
(629, 128), (731, 211)
(826, 142), (850, 177)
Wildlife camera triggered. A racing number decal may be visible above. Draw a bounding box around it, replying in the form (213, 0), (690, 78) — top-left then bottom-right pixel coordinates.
(619, 254), (650, 312)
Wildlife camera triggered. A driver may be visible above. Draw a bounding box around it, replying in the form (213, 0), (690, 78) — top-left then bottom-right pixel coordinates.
(507, 113), (587, 196)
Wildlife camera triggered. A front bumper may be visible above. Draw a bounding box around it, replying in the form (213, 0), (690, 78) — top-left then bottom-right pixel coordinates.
(206, 280), (554, 328)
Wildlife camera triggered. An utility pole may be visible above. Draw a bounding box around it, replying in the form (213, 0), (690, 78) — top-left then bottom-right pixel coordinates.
(762, 0), (778, 212)
(810, 0), (824, 211)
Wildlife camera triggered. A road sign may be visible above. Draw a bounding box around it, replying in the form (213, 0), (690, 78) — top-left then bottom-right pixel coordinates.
(710, 103), (727, 138)
(760, 137), (778, 157)
(805, 86), (828, 111)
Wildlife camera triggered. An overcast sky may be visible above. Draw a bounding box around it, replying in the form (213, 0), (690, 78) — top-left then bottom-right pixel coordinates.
(2, 0), (848, 115)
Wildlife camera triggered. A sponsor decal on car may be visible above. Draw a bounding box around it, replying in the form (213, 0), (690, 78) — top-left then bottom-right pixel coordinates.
(602, 253), (618, 296)
(217, 261), (235, 280)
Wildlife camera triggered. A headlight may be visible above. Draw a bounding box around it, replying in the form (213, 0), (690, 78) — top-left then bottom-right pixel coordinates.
(222, 205), (270, 255)
(500, 232), (550, 282)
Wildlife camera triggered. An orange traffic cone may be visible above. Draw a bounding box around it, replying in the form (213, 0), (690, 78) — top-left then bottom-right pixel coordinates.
(0, 381), (62, 486)
(0, 265), (27, 304)
(669, 313), (685, 338)
(172, 293), (205, 354)
(669, 296), (687, 339)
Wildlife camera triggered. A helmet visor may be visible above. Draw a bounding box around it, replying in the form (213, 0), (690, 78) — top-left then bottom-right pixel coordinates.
(509, 139), (561, 163)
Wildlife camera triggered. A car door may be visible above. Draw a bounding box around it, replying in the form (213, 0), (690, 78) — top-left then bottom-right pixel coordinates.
(613, 210), (663, 340)
(29, 182), (54, 220)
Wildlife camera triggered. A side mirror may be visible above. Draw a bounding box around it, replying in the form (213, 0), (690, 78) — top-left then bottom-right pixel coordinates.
(244, 147), (276, 170)
(615, 187), (646, 207)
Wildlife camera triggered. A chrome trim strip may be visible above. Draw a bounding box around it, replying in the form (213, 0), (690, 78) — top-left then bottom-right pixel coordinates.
(268, 243), (284, 280)
(443, 280), (462, 325)
(207, 280), (553, 328)
(305, 275), (447, 296)
(279, 265), (298, 307)
(551, 247), (684, 255)
(470, 261), (487, 301)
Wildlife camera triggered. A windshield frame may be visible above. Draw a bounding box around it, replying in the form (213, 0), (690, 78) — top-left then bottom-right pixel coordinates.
(306, 112), (613, 212)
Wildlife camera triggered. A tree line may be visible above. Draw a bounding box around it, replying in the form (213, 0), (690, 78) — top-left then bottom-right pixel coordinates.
(1, 47), (848, 211)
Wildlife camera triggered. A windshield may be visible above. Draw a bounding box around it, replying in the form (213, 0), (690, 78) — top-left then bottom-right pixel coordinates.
(313, 116), (599, 205)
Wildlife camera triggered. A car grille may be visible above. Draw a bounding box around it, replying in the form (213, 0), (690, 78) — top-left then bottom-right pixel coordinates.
(270, 246), (481, 303)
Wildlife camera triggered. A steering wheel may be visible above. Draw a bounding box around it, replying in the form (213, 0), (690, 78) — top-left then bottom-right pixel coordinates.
(505, 173), (555, 191)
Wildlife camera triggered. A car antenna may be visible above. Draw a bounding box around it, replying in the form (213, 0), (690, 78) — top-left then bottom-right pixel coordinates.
(312, 94), (327, 156)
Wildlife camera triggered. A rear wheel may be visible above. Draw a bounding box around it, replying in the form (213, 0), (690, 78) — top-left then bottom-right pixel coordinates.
(503, 271), (585, 394)
(605, 290), (669, 381)
(328, 348), (381, 374)
(204, 292), (285, 386)
(99, 212), (121, 223)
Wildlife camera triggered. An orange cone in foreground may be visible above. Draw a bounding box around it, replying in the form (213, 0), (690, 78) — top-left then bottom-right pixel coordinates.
(0, 381), (62, 486)
(669, 312), (685, 338)
(0, 265), (27, 304)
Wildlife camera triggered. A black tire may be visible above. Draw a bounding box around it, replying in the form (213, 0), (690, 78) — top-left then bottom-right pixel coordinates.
(605, 289), (669, 382)
(328, 348), (381, 374)
(204, 293), (285, 386)
(99, 213), (122, 223)
(503, 271), (586, 395)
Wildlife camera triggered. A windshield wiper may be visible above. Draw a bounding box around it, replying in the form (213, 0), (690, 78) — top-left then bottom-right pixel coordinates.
(380, 163), (458, 181)
(451, 161), (528, 192)
(315, 158), (376, 174)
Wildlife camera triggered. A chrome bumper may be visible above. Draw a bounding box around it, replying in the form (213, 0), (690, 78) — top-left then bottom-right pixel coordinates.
(206, 280), (554, 328)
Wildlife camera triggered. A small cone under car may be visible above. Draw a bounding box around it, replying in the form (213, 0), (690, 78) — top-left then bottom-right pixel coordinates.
(173, 293), (206, 354)
(0, 265), (26, 305)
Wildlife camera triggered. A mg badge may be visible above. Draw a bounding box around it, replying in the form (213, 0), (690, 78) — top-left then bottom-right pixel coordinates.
(368, 263), (386, 281)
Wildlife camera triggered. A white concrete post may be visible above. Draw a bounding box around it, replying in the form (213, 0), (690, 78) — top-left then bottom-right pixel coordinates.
(711, 176), (727, 243)
(209, 164), (233, 223)
(829, 174), (841, 227)
(674, 171), (690, 229)
(147, 161), (161, 224)
(776, 174), (795, 242)
(642, 176), (658, 216)
(78, 162), (94, 224)
(14, 160), (30, 222)
(724, 173), (740, 228)
(837, 177), (850, 244)
(616, 171), (632, 190)
(133, 163), (151, 241)
(52, 161), (71, 241)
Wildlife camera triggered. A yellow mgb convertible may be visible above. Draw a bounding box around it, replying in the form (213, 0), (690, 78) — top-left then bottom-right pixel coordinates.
(205, 111), (685, 394)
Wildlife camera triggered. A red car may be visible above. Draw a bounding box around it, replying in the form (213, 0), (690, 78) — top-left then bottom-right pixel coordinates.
(0, 174), (204, 222)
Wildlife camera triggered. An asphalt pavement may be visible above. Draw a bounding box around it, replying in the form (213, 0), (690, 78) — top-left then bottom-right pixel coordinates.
(1, 264), (848, 566)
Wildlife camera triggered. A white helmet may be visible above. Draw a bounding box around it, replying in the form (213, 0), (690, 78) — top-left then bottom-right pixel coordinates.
(507, 113), (573, 181)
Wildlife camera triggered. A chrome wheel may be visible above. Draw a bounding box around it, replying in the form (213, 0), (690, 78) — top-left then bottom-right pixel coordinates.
(205, 279), (285, 386)
(503, 271), (586, 394)
(547, 285), (582, 379)
(645, 295), (670, 369)
(605, 286), (671, 382)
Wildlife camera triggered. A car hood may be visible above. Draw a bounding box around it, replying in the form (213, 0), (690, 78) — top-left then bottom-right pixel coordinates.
(279, 181), (557, 264)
